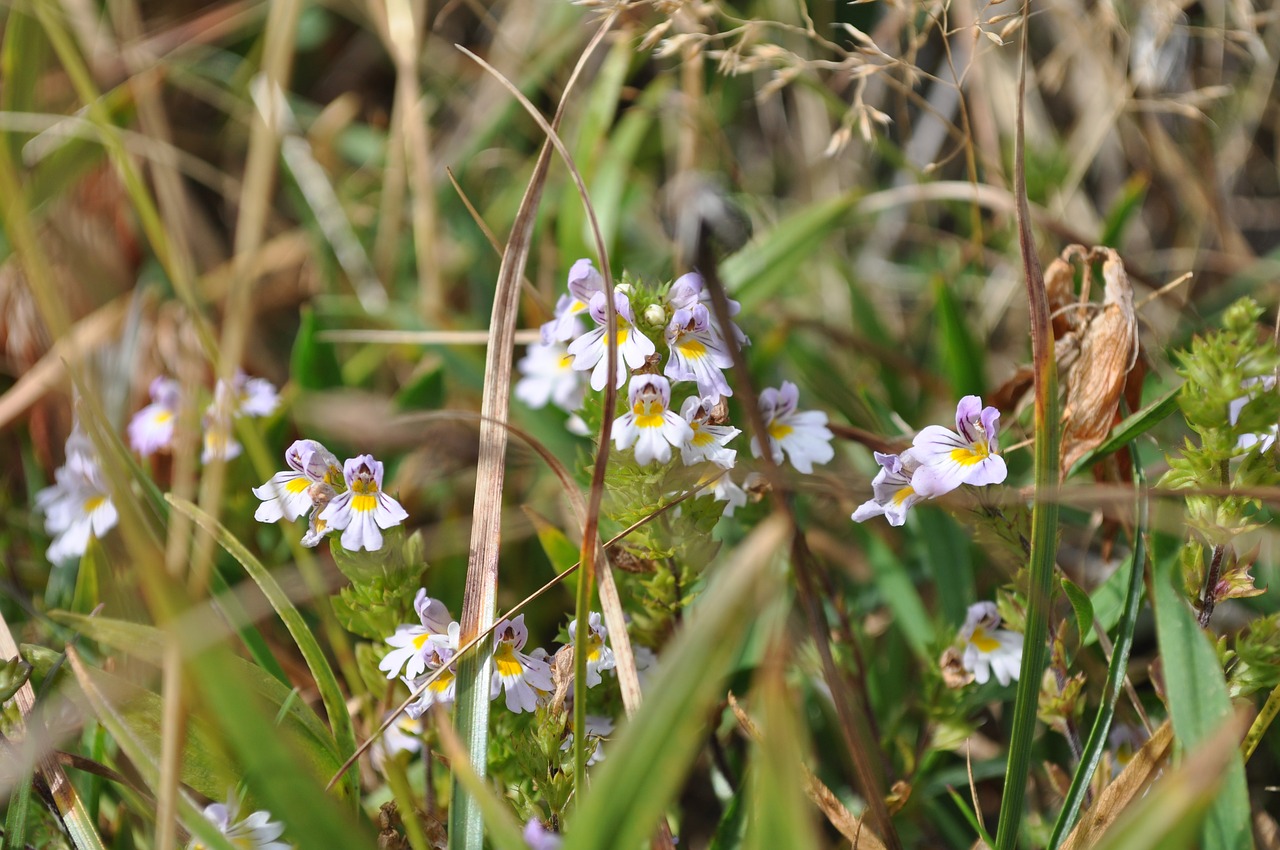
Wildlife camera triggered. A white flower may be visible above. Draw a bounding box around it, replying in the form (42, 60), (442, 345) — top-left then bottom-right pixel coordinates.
(750, 381), (834, 474)
(541, 258), (604, 344)
(379, 589), (454, 680)
(489, 615), (553, 714)
(664, 304), (733, 402)
(909, 395), (1007, 497)
(566, 612), (616, 687)
(35, 431), (118, 564)
(201, 372), (281, 463)
(370, 712), (423, 771)
(318, 455), (409, 552)
(404, 622), (462, 717)
(712, 474), (747, 516)
(632, 644), (657, 688)
(852, 451), (925, 527)
(128, 377), (181, 456)
(1228, 375), (1277, 453)
(567, 291), (657, 391)
(665, 271), (748, 350)
(190, 793), (290, 850)
(251, 439), (342, 524)
(959, 602), (1023, 687)
(613, 375), (694, 465)
(559, 714), (614, 766)
(515, 341), (585, 412)
(678, 397), (740, 468)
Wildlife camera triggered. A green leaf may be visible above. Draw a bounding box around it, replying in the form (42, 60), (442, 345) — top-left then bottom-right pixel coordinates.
(858, 526), (934, 660)
(932, 276), (986, 397)
(1099, 175), (1149, 248)
(1150, 520), (1252, 850)
(166, 495), (359, 804)
(393, 363), (445, 412)
(290, 305), (344, 391)
(48, 611), (341, 768)
(722, 194), (857, 311)
(71, 535), (105, 615)
(523, 506), (581, 573)
(563, 516), (790, 850)
(0, 654), (32, 703)
(1060, 576), (1094, 644)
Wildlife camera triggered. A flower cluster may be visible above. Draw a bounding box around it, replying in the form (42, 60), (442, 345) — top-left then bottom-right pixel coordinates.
(35, 426), (118, 564)
(853, 395), (1007, 526)
(252, 440), (407, 552)
(128, 370), (279, 463)
(517, 260), (835, 513)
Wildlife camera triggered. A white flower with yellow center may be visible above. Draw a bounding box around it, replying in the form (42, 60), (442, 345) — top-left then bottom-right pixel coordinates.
(35, 431), (118, 564)
(567, 612), (616, 688)
(852, 451), (925, 527)
(128, 377), (181, 456)
(252, 439), (342, 524)
(201, 371), (280, 463)
(541, 258), (604, 344)
(515, 341), (585, 413)
(379, 589), (454, 679)
(560, 714), (614, 767)
(664, 305), (733, 402)
(405, 622), (462, 717)
(665, 271), (748, 350)
(959, 601), (1023, 687)
(318, 455), (408, 552)
(567, 291), (657, 391)
(370, 711), (423, 771)
(190, 793), (290, 850)
(489, 615), (553, 714)
(678, 397), (740, 468)
(750, 381), (834, 474)
(613, 375), (694, 465)
(909, 395), (1007, 497)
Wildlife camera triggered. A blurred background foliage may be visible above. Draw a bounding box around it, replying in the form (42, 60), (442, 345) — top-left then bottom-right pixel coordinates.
(2, 0), (1279, 848)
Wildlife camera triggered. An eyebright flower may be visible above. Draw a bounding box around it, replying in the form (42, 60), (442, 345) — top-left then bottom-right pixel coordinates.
(852, 451), (925, 527)
(959, 602), (1023, 687)
(379, 589), (454, 679)
(541, 258), (604, 344)
(712, 474), (747, 516)
(567, 612), (616, 688)
(404, 622), (462, 717)
(750, 381), (834, 474)
(128, 377), (181, 456)
(559, 714), (614, 766)
(613, 375), (694, 465)
(35, 430), (118, 564)
(252, 439), (342, 524)
(1228, 375), (1278, 453)
(318, 455), (408, 552)
(489, 615), (554, 714)
(370, 711), (423, 771)
(665, 271), (748, 349)
(190, 793), (290, 850)
(201, 371), (280, 463)
(909, 395), (1007, 497)
(567, 291), (657, 391)
(522, 819), (564, 850)
(678, 396), (740, 468)
(515, 341), (585, 413)
(664, 304), (733, 402)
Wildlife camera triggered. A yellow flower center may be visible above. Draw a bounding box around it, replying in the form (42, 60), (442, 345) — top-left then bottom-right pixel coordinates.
(950, 441), (991, 466)
(970, 626), (1001, 653)
(412, 633), (433, 650)
(632, 396), (666, 429)
(429, 670), (455, 693)
(285, 477), (311, 494)
(692, 430), (715, 447)
(493, 644), (524, 678)
(155, 410), (173, 424)
(351, 494), (378, 513)
(891, 485), (914, 505)
(83, 495), (105, 513)
(558, 354), (574, 370)
(768, 421), (793, 440)
(678, 338), (707, 360)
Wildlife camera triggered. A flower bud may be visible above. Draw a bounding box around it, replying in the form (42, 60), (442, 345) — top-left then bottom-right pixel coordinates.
(643, 304), (667, 326)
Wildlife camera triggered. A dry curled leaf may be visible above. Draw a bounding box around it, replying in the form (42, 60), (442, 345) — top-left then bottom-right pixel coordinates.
(1060, 720), (1173, 850)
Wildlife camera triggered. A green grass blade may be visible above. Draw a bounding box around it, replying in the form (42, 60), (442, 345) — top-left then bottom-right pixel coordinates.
(1049, 458), (1148, 847)
(932, 277), (986, 397)
(166, 495), (359, 804)
(563, 516), (789, 850)
(1150, 521), (1252, 849)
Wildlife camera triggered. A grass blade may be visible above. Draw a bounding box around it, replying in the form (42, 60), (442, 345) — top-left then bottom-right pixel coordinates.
(995, 5), (1061, 847)
(166, 495), (359, 804)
